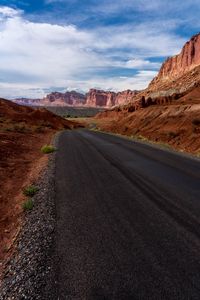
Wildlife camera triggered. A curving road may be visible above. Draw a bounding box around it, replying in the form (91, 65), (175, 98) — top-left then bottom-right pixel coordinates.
(54, 129), (200, 300)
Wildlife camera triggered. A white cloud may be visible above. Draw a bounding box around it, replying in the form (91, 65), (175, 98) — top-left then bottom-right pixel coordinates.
(125, 59), (160, 69)
(0, 6), (186, 98)
(0, 6), (22, 17)
(1, 70), (157, 99)
(67, 70), (158, 92)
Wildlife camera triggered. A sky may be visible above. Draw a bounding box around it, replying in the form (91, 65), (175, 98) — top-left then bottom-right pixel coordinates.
(0, 0), (199, 98)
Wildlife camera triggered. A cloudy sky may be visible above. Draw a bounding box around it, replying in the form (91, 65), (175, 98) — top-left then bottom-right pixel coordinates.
(0, 0), (199, 98)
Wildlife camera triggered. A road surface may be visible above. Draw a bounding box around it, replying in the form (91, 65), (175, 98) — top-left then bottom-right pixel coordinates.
(54, 129), (200, 299)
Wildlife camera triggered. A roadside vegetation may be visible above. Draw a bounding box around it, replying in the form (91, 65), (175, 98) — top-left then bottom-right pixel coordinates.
(41, 145), (56, 154)
(23, 185), (39, 197)
(22, 185), (39, 211)
(22, 198), (34, 211)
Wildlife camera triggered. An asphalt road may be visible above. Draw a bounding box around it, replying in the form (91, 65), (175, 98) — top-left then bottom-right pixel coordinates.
(54, 129), (200, 300)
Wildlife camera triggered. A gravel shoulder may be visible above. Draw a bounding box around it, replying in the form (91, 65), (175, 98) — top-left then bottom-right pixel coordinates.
(0, 133), (60, 300)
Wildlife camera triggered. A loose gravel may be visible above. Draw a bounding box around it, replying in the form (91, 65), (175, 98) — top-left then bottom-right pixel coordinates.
(0, 134), (60, 300)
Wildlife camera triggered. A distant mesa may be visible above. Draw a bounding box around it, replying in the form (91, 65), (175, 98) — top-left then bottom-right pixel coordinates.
(12, 89), (140, 108)
(13, 91), (86, 107)
(85, 89), (139, 107)
(43, 91), (86, 106)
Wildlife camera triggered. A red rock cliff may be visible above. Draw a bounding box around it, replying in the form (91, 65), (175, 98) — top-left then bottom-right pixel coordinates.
(86, 89), (138, 107)
(42, 91), (86, 106)
(150, 33), (200, 88)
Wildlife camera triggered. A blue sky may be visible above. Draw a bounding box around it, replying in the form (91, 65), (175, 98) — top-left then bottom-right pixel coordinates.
(0, 0), (199, 98)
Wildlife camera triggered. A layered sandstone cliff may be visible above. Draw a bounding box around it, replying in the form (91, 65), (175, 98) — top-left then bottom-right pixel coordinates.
(85, 89), (138, 107)
(13, 89), (139, 107)
(42, 91), (86, 106)
(149, 33), (200, 93)
(105, 33), (200, 113)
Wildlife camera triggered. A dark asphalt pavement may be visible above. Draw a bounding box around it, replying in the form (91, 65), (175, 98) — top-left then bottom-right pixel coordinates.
(54, 129), (200, 300)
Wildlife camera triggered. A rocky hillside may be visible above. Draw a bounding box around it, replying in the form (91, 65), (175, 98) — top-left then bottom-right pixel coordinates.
(85, 89), (139, 107)
(0, 98), (79, 129)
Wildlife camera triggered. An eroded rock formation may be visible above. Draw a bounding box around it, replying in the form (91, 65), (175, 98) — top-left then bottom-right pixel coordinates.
(13, 89), (139, 108)
(85, 89), (138, 107)
(42, 91), (86, 106)
(149, 33), (200, 91)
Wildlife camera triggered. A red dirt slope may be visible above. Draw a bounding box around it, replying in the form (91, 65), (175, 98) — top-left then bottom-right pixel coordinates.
(95, 87), (200, 155)
(0, 99), (81, 277)
(0, 98), (78, 129)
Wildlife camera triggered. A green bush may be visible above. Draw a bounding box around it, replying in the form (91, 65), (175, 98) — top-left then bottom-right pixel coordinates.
(23, 185), (39, 197)
(41, 145), (56, 154)
(22, 199), (34, 211)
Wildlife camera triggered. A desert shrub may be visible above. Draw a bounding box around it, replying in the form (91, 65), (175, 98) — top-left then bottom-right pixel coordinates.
(23, 185), (39, 197)
(22, 198), (34, 211)
(192, 118), (200, 126)
(41, 145), (56, 154)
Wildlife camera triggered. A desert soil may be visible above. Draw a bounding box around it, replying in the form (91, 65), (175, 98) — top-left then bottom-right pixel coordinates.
(0, 128), (55, 277)
(81, 100), (200, 155)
